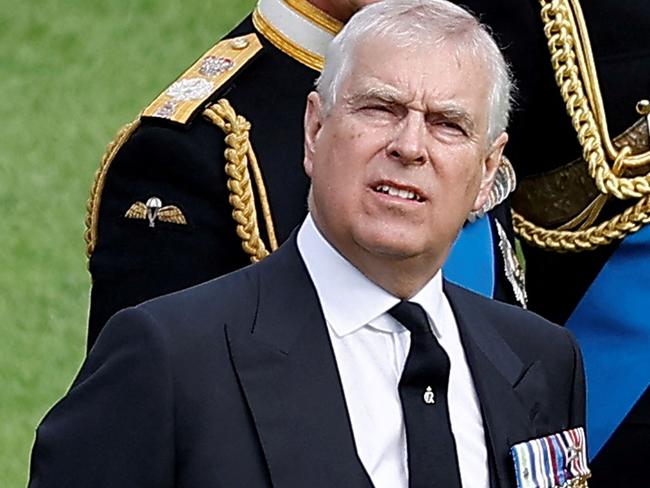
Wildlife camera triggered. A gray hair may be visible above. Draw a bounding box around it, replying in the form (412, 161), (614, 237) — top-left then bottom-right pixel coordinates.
(316, 0), (514, 144)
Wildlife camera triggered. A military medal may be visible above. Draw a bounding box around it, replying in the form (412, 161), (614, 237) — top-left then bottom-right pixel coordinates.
(511, 427), (590, 488)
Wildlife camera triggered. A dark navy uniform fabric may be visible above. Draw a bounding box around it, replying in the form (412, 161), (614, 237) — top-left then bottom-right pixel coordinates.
(88, 15), (314, 346)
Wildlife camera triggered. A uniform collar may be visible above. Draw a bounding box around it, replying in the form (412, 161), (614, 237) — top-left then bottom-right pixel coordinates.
(297, 214), (446, 338)
(252, 0), (343, 71)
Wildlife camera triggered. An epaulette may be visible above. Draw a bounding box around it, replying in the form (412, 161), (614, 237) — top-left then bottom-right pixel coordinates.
(85, 33), (263, 258)
(142, 33), (263, 125)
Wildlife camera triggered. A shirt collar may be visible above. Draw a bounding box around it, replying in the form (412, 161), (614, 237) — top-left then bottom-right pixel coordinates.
(297, 214), (446, 338)
(252, 0), (342, 71)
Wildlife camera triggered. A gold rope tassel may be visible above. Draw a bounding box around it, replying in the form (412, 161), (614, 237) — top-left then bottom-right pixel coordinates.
(247, 140), (278, 251)
(513, 196), (650, 251)
(203, 99), (278, 263)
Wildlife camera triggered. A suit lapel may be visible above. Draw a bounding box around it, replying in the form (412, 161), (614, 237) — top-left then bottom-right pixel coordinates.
(227, 236), (373, 488)
(445, 282), (540, 488)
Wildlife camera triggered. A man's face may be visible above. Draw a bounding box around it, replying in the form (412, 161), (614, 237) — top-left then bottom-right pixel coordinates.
(303, 36), (507, 273)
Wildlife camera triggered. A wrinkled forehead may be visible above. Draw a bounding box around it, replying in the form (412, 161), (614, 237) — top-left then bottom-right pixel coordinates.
(333, 35), (493, 134)
(342, 33), (490, 94)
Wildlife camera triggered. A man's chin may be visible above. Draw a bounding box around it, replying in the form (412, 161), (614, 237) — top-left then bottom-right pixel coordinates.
(356, 238), (429, 262)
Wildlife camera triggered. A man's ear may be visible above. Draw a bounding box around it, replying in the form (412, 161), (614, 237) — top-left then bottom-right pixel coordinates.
(472, 132), (508, 212)
(303, 91), (324, 178)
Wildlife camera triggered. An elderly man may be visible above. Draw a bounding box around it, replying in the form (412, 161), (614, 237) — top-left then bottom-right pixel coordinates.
(30, 1), (586, 487)
(85, 0), (522, 351)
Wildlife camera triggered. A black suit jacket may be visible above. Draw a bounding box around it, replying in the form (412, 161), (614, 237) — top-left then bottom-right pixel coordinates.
(30, 236), (585, 487)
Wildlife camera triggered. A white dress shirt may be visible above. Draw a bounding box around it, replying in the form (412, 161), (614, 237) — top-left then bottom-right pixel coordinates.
(297, 214), (489, 488)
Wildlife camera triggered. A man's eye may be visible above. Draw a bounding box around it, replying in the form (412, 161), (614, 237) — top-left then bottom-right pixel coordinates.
(435, 121), (466, 134)
(364, 104), (393, 113)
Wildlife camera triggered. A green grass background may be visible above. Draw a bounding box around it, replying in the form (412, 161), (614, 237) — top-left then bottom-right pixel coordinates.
(1, 1), (254, 485)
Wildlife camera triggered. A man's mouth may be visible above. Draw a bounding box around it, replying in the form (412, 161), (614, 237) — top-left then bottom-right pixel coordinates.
(373, 184), (424, 202)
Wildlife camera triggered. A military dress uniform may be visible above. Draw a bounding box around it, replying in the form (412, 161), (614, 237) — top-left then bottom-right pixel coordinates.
(86, 0), (341, 347)
(459, 0), (650, 485)
(86, 0), (525, 351)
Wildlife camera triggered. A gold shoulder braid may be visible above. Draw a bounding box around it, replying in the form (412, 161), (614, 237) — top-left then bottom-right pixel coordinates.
(203, 99), (278, 263)
(143, 33), (262, 124)
(84, 34), (263, 259)
(513, 0), (650, 252)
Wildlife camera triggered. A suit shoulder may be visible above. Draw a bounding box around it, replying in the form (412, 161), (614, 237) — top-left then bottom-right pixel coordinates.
(445, 281), (572, 342)
(446, 282), (582, 381)
(138, 263), (259, 330)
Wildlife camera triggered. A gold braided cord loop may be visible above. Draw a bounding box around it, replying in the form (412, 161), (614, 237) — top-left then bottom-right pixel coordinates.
(85, 118), (141, 258)
(514, 1), (650, 251)
(246, 139), (278, 251)
(513, 198), (650, 251)
(203, 99), (277, 263)
(539, 0), (650, 200)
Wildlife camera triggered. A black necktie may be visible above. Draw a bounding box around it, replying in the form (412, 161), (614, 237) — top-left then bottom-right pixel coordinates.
(389, 300), (462, 488)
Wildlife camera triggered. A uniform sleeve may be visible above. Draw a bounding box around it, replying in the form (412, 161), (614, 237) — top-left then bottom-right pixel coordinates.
(29, 307), (175, 488)
(87, 121), (250, 348)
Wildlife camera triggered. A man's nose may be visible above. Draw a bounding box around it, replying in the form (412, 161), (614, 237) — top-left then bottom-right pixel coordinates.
(386, 111), (428, 165)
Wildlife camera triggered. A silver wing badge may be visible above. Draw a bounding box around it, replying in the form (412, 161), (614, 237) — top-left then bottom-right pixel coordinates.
(124, 196), (187, 228)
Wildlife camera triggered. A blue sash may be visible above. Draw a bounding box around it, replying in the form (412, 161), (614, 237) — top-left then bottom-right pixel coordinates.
(444, 216), (495, 298)
(567, 224), (650, 458)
